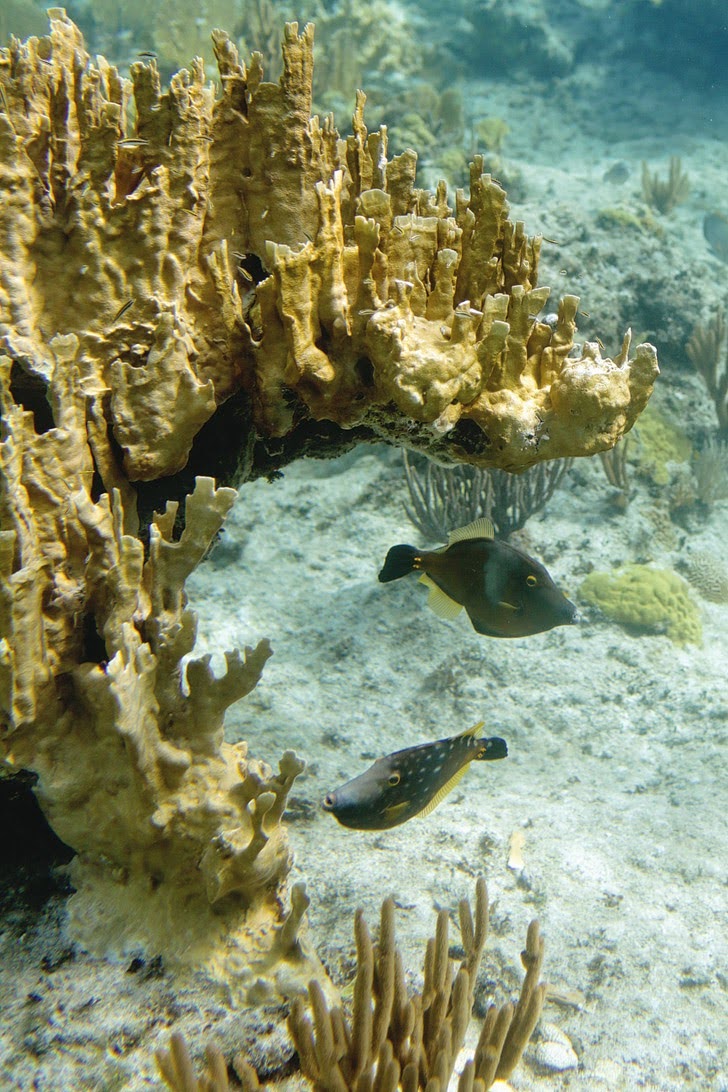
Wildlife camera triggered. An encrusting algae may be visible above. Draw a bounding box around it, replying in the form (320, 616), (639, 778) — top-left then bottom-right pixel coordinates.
(0, 3), (657, 1031)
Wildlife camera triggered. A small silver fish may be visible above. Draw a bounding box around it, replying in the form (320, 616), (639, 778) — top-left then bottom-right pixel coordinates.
(322, 723), (507, 830)
(603, 161), (630, 184)
(703, 211), (728, 262)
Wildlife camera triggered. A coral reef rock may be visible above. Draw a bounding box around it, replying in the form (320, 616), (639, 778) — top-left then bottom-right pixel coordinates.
(0, 11), (657, 489)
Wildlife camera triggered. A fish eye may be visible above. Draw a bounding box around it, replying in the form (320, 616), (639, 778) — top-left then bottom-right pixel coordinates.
(526, 574), (538, 587)
(322, 794), (335, 810)
(388, 771), (401, 786)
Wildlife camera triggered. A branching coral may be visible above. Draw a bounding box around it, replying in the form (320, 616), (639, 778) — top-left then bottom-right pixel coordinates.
(288, 878), (545, 1091)
(0, 12), (657, 492)
(686, 306), (728, 434)
(598, 436), (632, 508)
(157, 879), (546, 1092)
(0, 366), (316, 993)
(693, 436), (728, 506)
(641, 157), (689, 215)
(402, 450), (571, 540)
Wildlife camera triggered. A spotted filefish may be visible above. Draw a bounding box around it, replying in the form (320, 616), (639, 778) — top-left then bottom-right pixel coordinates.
(322, 723), (508, 830)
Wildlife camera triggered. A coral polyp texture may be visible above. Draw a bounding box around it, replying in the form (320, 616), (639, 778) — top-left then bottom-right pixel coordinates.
(0, 11), (656, 486)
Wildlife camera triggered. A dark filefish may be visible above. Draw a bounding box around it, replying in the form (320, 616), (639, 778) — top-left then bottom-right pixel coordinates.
(378, 517), (577, 638)
(322, 723), (507, 831)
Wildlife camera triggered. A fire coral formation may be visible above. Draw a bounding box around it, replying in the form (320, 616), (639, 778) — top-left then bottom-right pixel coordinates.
(0, 11), (657, 996)
(0, 11), (656, 487)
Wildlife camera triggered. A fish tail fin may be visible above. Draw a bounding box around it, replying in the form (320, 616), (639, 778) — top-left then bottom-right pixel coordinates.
(378, 545), (419, 583)
(476, 737), (508, 761)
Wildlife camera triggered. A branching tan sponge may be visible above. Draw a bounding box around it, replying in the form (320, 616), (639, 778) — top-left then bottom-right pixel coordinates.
(0, 367), (316, 995)
(0, 11), (657, 488)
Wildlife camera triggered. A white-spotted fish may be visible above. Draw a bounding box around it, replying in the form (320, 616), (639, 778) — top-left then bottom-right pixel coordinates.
(322, 723), (507, 830)
(378, 517), (577, 637)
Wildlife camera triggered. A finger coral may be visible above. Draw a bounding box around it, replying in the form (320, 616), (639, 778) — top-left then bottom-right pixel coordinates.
(288, 877), (545, 1091)
(0, 291), (319, 998)
(686, 305), (728, 434)
(0, 391), (316, 996)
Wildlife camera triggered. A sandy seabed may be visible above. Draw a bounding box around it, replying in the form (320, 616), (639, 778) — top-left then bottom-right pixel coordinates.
(184, 436), (727, 1092)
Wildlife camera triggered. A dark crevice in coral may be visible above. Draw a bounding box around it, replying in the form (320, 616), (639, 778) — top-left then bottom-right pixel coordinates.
(81, 612), (108, 665)
(133, 387), (256, 534)
(88, 466), (106, 503)
(314, 329), (332, 357)
(237, 250), (266, 287)
(8, 362), (54, 434)
(0, 771), (74, 899)
(101, 406), (135, 498)
(87, 428), (113, 505)
(355, 356), (374, 387)
(447, 417), (492, 456)
(249, 419), (377, 480)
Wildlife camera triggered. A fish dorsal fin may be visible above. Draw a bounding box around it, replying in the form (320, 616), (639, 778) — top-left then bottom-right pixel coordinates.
(416, 765), (470, 818)
(448, 517), (495, 545)
(457, 721), (485, 740)
(419, 574), (463, 620)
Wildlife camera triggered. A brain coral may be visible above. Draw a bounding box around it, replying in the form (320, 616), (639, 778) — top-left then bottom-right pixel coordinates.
(579, 565), (702, 646)
(684, 551), (728, 604)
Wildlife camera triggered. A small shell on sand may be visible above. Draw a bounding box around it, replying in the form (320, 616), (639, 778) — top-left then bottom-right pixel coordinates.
(530, 1022), (579, 1072)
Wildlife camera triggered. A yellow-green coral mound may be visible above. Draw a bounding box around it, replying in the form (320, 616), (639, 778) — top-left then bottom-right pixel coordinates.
(634, 405), (692, 485)
(579, 565), (702, 646)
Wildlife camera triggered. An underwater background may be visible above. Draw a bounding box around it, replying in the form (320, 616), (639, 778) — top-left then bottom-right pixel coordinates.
(1, 0), (727, 1088)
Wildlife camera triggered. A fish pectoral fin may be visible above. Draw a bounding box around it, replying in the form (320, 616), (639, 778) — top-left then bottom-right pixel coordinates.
(484, 562), (509, 606)
(497, 599), (522, 613)
(383, 800), (410, 819)
(419, 574), (463, 621)
(448, 517), (495, 544)
(416, 766), (470, 818)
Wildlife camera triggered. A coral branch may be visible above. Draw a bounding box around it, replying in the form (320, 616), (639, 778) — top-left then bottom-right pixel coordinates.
(285, 878), (542, 1092)
(687, 305), (728, 433)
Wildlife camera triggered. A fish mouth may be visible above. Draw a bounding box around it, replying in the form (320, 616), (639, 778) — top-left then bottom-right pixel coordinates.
(561, 597), (579, 623)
